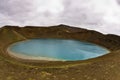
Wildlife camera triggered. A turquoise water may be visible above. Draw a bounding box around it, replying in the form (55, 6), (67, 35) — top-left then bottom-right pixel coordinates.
(8, 39), (109, 61)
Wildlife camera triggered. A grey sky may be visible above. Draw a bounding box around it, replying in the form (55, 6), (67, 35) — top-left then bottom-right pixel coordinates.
(0, 0), (120, 35)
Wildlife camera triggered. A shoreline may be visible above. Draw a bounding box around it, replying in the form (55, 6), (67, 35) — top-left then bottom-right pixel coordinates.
(6, 40), (110, 62)
(6, 38), (110, 62)
(7, 47), (66, 61)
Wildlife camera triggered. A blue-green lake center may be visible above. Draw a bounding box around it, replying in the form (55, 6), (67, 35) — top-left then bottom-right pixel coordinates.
(8, 39), (109, 61)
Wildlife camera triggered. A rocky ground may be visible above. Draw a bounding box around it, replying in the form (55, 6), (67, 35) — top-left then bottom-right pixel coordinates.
(0, 24), (120, 80)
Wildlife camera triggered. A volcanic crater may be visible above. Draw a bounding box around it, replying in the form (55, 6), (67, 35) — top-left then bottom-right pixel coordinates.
(0, 24), (120, 80)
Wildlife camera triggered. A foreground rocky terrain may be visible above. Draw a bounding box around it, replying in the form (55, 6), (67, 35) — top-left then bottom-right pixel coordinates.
(0, 24), (120, 80)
